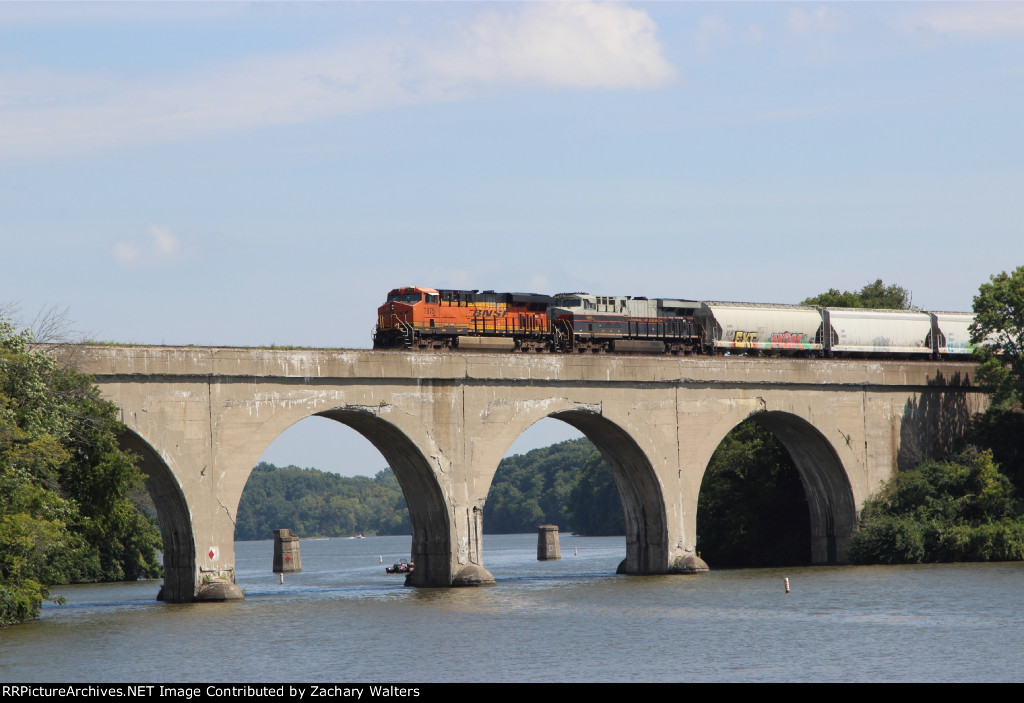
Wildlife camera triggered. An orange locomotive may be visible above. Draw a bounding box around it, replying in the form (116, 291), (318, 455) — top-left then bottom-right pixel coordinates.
(374, 286), (554, 351)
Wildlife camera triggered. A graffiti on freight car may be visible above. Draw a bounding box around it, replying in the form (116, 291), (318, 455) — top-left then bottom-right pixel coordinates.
(769, 331), (811, 349)
(727, 330), (815, 349)
(732, 331), (759, 346)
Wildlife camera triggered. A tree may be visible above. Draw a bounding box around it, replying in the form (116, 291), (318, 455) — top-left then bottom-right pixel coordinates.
(234, 463), (412, 540)
(801, 279), (911, 309)
(847, 449), (1024, 564)
(483, 438), (596, 533)
(696, 420), (810, 567)
(567, 451), (625, 536)
(1, 317), (161, 626)
(970, 265), (1024, 410)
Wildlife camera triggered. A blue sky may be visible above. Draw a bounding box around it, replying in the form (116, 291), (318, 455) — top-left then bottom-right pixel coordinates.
(3, 1), (1023, 475)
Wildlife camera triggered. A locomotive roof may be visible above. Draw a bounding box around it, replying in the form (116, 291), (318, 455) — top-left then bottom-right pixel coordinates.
(390, 285), (439, 294)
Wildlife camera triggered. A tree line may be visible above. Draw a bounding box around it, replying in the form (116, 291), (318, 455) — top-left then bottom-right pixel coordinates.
(236, 438), (626, 540)
(235, 464), (411, 540)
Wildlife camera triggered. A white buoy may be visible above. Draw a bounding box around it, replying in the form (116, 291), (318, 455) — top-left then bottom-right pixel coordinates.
(379, 555), (383, 563)
(784, 577), (790, 593)
(574, 546), (578, 556)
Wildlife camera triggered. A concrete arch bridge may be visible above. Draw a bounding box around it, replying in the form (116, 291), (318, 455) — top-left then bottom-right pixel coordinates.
(62, 346), (984, 602)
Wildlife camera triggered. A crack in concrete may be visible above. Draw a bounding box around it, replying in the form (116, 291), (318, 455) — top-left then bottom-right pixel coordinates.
(217, 497), (236, 526)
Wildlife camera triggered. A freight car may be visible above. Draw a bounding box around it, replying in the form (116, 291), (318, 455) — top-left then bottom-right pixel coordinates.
(372, 285), (979, 359)
(702, 303), (978, 358)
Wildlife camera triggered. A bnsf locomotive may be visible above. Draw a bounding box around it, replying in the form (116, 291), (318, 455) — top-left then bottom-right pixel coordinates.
(373, 285), (977, 359)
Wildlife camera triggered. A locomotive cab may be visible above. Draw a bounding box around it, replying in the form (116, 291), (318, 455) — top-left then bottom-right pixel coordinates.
(373, 286), (441, 349)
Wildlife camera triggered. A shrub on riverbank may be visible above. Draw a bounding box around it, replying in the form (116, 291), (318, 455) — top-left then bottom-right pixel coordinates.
(848, 449), (1024, 564)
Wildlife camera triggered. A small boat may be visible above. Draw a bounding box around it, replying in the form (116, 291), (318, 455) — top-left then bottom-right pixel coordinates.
(385, 559), (414, 574)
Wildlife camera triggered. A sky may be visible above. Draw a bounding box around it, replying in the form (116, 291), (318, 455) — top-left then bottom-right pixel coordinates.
(3, 1), (1023, 475)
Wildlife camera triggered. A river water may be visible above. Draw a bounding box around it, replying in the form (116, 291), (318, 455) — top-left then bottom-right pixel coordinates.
(2, 534), (1022, 683)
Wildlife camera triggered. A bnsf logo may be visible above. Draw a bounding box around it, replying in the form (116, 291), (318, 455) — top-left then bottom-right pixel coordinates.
(472, 309), (507, 319)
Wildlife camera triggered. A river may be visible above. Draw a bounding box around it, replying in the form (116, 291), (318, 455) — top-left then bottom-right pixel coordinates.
(2, 535), (1022, 682)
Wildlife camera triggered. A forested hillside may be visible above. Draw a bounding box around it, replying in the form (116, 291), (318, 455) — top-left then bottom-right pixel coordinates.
(236, 438), (625, 540)
(484, 438), (624, 535)
(235, 464), (411, 540)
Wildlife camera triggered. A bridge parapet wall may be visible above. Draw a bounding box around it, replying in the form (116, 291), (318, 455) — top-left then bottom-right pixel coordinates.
(66, 345), (977, 388)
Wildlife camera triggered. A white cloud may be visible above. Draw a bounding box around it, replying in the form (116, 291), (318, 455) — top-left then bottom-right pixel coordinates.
(787, 6), (848, 36)
(149, 225), (179, 257)
(694, 14), (729, 54)
(112, 241), (143, 266)
(432, 2), (676, 89)
(112, 225), (181, 267)
(905, 4), (1024, 37)
(0, 2), (675, 161)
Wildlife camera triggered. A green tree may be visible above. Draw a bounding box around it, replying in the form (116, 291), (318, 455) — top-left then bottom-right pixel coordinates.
(567, 451), (625, 536)
(800, 288), (863, 308)
(697, 420), (811, 567)
(1, 319), (161, 626)
(801, 279), (911, 309)
(848, 449), (1024, 564)
(963, 409), (1024, 499)
(484, 438), (597, 533)
(970, 265), (1024, 410)
(963, 266), (1024, 502)
(234, 463), (411, 540)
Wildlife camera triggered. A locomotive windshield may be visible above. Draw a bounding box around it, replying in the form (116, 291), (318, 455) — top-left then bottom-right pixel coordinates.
(388, 292), (423, 304)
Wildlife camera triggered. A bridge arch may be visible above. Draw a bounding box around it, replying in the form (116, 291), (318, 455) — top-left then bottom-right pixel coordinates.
(697, 409), (857, 565)
(479, 403), (671, 576)
(227, 399), (460, 586)
(311, 407), (452, 587)
(115, 428), (195, 602)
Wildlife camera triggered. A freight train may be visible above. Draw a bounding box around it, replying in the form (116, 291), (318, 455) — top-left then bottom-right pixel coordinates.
(373, 285), (977, 359)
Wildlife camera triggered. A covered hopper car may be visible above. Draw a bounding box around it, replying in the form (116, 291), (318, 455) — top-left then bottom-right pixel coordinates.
(373, 285), (978, 359)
